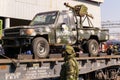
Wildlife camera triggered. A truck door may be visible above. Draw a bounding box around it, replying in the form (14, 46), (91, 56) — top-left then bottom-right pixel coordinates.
(56, 11), (77, 44)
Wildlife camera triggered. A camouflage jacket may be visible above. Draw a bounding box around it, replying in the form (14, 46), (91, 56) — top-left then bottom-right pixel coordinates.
(60, 57), (79, 80)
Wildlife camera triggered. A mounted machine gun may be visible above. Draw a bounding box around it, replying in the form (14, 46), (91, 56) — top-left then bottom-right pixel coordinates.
(64, 3), (94, 27)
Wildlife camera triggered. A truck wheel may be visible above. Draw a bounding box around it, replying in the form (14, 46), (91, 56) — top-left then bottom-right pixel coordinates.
(86, 39), (99, 56)
(32, 37), (49, 58)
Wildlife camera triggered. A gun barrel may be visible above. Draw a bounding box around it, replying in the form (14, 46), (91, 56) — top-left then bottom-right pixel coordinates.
(64, 3), (74, 9)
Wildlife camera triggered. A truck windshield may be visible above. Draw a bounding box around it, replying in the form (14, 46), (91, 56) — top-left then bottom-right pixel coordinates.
(30, 12), (57, 26)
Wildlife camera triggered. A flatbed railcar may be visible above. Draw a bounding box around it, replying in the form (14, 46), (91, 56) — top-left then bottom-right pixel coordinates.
(0, 53), (120, 80)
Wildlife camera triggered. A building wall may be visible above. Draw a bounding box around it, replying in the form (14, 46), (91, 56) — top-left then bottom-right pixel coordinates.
(102, 21), (120, 40)
(0, 0), (102, 28)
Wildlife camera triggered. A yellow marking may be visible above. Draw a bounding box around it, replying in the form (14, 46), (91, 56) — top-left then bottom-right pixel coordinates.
(0, 65), (7, 70)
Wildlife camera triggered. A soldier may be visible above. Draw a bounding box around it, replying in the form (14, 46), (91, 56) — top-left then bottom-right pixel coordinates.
(107, 44), (113, 55)
(113, 44), (118, 55)
(60, 45), (79, 80)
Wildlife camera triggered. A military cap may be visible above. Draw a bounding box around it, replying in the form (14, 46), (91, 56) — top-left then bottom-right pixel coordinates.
(64, 45), (76, 55)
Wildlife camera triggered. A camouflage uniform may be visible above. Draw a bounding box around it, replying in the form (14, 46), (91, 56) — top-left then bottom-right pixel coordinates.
(113, 45), (118, 55)
(60, 45), (79, 80)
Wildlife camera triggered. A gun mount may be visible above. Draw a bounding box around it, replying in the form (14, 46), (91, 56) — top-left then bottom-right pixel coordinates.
(64, 3), (93, 27)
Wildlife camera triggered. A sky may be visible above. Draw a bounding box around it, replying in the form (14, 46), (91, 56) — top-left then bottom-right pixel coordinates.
(101, 0), (120, 21)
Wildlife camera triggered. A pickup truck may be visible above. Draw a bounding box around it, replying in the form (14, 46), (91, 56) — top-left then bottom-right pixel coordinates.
(2, 3), (109, 58)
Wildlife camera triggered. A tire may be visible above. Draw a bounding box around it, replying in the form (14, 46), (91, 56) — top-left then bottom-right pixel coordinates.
(32, 37), (49, 59)
(86, 39), (99, 56)
(3, 47), (20, 58)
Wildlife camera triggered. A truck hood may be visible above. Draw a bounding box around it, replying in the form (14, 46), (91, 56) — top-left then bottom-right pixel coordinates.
(4, 25), (52, 29)
(4, 25), (53, 35)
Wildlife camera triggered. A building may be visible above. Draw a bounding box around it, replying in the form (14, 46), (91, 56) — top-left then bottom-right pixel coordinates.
(102, 21), (120, 40)
(0, 0), (103, 29)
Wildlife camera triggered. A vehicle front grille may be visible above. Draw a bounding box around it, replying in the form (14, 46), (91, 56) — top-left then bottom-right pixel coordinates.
(4, 28), (20, 37)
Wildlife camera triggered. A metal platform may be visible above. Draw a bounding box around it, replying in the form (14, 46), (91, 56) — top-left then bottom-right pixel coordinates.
(0, 55), (120, 80)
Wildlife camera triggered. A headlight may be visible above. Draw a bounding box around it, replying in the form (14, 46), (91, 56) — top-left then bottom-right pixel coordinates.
(20, 29), (36, 36)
